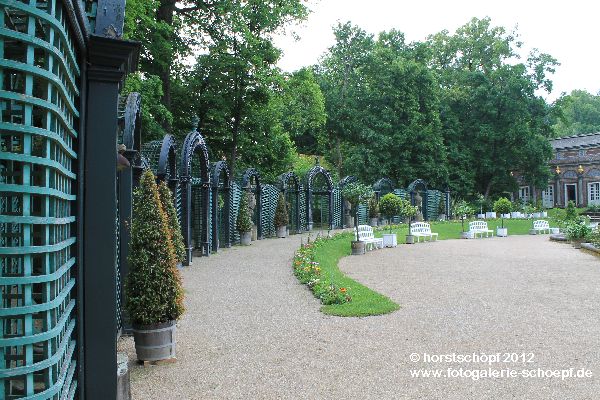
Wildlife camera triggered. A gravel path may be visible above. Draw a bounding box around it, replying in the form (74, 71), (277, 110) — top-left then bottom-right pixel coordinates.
(120, 234), (600, 400)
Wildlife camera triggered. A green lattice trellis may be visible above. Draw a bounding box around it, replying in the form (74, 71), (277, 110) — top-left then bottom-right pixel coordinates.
(0, 0), (81, 397)
(260, 184), (279, 238)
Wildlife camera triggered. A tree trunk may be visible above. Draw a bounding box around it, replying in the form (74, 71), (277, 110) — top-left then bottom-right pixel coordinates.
(156, 0), (176, 132)
(484, 180), (493, 199)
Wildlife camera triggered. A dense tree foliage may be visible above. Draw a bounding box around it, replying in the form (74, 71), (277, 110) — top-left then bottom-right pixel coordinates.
(124, 7), (567, 199)
(428, 17), (558, 197)
(552, 90), (600, 137)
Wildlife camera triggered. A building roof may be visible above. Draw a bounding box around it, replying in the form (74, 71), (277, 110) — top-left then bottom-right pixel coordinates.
(551, 132), (600, 150)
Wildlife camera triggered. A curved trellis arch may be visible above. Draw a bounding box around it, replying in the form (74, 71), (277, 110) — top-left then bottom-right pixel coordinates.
(278, 171), (301, 234)
(373, 177), (396, 200)
(338, 175), (358, 228)
(121, 92), (142, 152)
(180, 124), (212, 264)
(241, 168), (263, 240)
(157, 134), (179, 195)
(407, 179), (429, 221)
(211, 161), (232, 251)
(305, 166), (334, 230)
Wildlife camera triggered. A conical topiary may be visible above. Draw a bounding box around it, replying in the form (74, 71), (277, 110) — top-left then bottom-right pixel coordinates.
(126, 169), (184, 326)
(158, 181), (186, 263)
(236, 193), (253, 233)
(274, 193), (289, 228)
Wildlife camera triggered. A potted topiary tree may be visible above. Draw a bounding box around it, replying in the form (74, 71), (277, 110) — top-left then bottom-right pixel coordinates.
(493, 197), (512, 237)
(476, 194), (486, 218)
(158, 182), (186, 267)
(379, 193), (403, 247)
(400, 199), (418, 244)
(341, 182), (374, 255)
(127, 170), (184, 363)
(455, 200), (474, 239)
(237, 193), (253, 245)
(274, 193), (289, 238)
(368, 196), (379, 227)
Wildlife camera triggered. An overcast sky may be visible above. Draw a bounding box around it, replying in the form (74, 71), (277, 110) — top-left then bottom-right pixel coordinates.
(273, 0), (598, 102)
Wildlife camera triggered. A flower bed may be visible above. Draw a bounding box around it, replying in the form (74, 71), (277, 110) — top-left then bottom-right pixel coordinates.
(293, 237), (351, 305)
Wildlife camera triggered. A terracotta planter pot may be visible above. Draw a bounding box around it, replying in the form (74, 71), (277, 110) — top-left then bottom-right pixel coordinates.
(405, 234), (415, 244)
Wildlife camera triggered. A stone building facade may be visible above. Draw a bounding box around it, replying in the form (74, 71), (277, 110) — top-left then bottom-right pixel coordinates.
(515, 132), (600, 208)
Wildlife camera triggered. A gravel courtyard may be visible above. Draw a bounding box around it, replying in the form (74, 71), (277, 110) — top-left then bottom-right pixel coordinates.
(121, 234), (600, 400)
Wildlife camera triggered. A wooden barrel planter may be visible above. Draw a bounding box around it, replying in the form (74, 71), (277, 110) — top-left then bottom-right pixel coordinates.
(351, 240), (366, 255)
(132, 321), (176, 362)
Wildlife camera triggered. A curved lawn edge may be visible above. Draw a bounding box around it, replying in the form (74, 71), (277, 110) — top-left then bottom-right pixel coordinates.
(312, 232), (400, 317)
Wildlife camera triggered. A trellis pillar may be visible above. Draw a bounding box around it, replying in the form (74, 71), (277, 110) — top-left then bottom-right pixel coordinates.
(83, 34), (139, 400)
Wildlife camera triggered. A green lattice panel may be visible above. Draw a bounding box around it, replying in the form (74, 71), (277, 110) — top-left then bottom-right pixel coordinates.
(332, 187), (342, 228)
(299, 190), (306, 231)
(259, 184), (279, 238)
(140, 140), (162, 175)
(230, 182), (242, 244)
(0, 0), (80, 397)
(357, 204), (368, 225)
(427, 190), (442, 221)
(191, 179), (211, 253)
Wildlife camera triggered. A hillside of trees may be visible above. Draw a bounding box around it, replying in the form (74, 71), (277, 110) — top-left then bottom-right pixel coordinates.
(123, 1), (598, 198)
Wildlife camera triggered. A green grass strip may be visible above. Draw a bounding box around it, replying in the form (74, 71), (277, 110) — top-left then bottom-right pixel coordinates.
(308, 216), (564, 317)
(312, 232), (400, 317)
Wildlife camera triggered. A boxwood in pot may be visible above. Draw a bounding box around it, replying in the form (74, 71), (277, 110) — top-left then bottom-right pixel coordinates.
(126, 170), (184, 362)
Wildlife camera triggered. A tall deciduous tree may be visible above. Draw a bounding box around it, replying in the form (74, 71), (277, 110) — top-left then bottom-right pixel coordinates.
(552, 90), (600, 137)
(317, 23), (448, 187)
(428, 17), (558, 197)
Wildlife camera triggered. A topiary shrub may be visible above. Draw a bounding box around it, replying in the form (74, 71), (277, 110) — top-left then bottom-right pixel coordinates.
(565, 200), (578, 221)
(237, 193), (253, 233)
(368, 196), (379, 219)
(158, 181), (186, 264)
(274, 193), (289, 228)
(454, 199), (474, 232)
(493, 197), (512, 228)
(126, 170), (184, 326)
(378, 193), (402, 233)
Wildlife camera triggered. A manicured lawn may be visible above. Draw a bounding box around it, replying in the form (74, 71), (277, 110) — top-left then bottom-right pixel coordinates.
(373, 217), (561, 243)
(312, 216), (562, 317)
(313, 233), (400, 317)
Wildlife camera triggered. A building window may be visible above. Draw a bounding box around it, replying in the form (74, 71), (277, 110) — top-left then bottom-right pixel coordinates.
(589, 182), (600, 205)
(519, 186), (530, 202)
(542, 185), (554, 208)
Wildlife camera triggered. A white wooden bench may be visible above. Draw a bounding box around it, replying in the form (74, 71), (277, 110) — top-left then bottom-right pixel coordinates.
(410, 222), (438, 242)
(532, 220), (553, 234)
(469, 220), (494, 238)
(357, 225), (384, 251)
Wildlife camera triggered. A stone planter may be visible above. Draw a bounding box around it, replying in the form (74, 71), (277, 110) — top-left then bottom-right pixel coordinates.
(351, 240), (366, 255)
(461, 231), (474, 239)
(500, 213), (511, 219)
(477, 213), (485, 219)
(240, 231), (252, 245)
(510, 212), (521, 218)
(405, 234), (415, 244)
(550, 227), (560, 234)
(485, 212), (497, 219)
(439, 214), (446, 221)
(497, 227), (508, 237)
(529, 229), (538, 235)
(382, 233), (397, 248)
(532, 212), (541, 218)
(369, 218), (378, 227)
(251, 225), (258, 241)
(132, 320), (176, 362)
(541, 211), (548, 217)
(276, 225), (287, 238)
